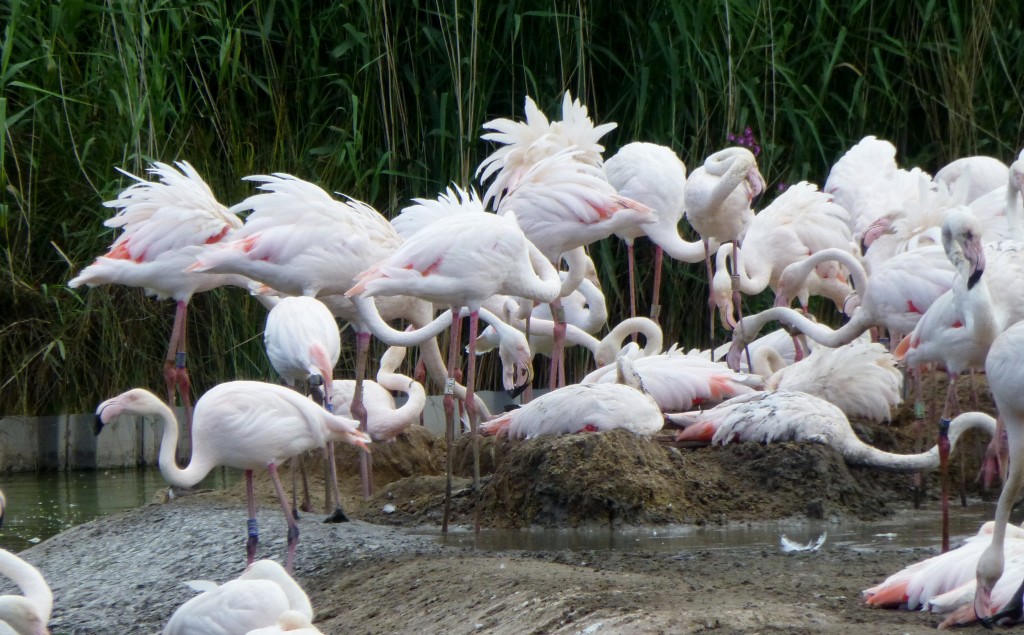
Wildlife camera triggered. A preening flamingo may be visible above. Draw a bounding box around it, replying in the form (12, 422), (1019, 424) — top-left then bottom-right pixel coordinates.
(163, 559), (313, 635)
(95, 383), (370, 571)
(0, 491), (52, 635)
(604, 141), (704, 319)
(669, 392), (994, 471)
(710, 181), (853, 329)
(330, 345), (426, 442)
(69, 161), (244, 448)
(263, 295), (349, 521)
(481, 357), (664, 439)
(682, 146), (765, 340)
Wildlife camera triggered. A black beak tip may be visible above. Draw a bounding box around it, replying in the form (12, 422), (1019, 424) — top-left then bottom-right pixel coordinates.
(968, 268), (984, 290)
(507, 383), (528, 400)
(94, 414), (105, 436)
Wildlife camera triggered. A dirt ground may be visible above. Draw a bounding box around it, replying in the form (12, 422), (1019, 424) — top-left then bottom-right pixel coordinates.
(195, 374), (1003, 635)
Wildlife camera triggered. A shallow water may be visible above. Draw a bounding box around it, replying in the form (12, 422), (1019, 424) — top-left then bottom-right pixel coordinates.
(0, 467), (240, 552)
(428, 501), (1002, 554)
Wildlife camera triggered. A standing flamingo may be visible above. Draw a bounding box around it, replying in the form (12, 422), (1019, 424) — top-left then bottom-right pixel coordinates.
(163, 559), (314, 635)
(69, 161), (245, 449)
(95, 383), (370, 571)
(709, 181), (854, 329)
(347, 188), (562, 530)
(604, 142), (706, 320)
(683, 147), (765, 342)
(263, 295), (349, 522)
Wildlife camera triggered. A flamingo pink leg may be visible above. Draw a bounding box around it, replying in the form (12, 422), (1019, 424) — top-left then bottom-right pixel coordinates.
(650, 245), (664, 324)
(442, 310), (462, 533)
(464, 310), (482, 534)
(627, 241), (637, 319)
(703, 238), (716, 348)
(348, 330), (373, 506)
(938, 372), (962, 553)
(548, 298), (567, 389)
(245, 469), (258, 565)
(267, 463), (300, 573)
(163, 300), (194, 462)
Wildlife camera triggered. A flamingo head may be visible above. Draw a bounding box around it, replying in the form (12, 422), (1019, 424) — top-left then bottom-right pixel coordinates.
(858, 215), (896, 254)
(95, 388), (161, 435)
(498, 329), (534, 396)
(941, 207), (986, 289)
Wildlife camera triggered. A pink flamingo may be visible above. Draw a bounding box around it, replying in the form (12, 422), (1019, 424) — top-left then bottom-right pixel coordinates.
(95, 383), (370, 572)
(69, 161), (244, 446)
(330, 344), (426, 443)
(346, 186), (562, 530)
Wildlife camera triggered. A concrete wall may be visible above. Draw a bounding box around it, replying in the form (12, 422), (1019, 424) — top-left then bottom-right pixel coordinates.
(0, 390), (527, 473)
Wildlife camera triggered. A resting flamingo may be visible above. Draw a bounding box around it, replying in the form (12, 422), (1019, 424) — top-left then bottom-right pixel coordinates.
(751, 340), (903, 422)
(864, 521), (1024, 620)
(683, 146), (765, 341)
(481, 357), (664, 439)
(605, 141), (705, 319)
(96, 383), (370, 571)
(69, 161), (245, 447)
(163, 559), (313, 635)
(0, 492), (52, 635)
(263, 295), (348, 521)
(244, 610), (324, 634)
(669, 392), (995, 470)
(580, 349), (761, 413)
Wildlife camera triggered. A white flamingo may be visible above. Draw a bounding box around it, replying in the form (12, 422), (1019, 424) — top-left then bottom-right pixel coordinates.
(69, 161), (245, 437)
(668, 392), (995, 470)
(604, 141), (705, 319)
(263, 295), (348, 521)
(163, 559), (313, 635)
(481, 357), (664, 439)
(330, 344), (426, 442)
(710, 181), (854, 328)
(96, 383), (370, 571)
(682, 146), (765, 339)
(0, 503), (52, 635)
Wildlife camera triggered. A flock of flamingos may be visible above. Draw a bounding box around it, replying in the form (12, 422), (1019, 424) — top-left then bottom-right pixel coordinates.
(2, 92), (1024, 632)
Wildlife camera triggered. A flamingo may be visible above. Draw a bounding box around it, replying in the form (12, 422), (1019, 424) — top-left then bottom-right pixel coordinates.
(0, 492), (52, 635)
(244, 610), (323, 634)
(479, 95), (652, 387)
(938, 322), (1024, 625)
(481, 357), (664, 439)
(346, 189), (562, 530)
(709, 181), (854, 330)
(682, 146), (765, 342)
(69, 161), (245, 448)
(728, 245), (955, 370)
(864, 521), (1024, 617)
(751, 340), (903, 423)
(330, 344), (426, 442)
(580, 349), (762, 413)
(163, 559), (313, 635)
(604, 141), (706, 320)
(95, 383), (370, 571)
(668, 392), (995, 471)
(263, 295), (349, 522)
(934, 155), (1009, 204)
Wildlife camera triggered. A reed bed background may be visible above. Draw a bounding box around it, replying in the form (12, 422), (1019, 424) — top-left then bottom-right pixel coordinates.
(2, 0), (1022, 415)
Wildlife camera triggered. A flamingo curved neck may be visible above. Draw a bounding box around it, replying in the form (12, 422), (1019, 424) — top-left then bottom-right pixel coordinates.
(842, 412), (996, 471)
(649, 228), (708, 263)
(713, 243), (768, 296)
(0, 549), (52, 627)
(152, 398), (212, 488)
(778, 248), (868, 303)
(750, 346), (786, 379)
(375, 373), (427, 438)
(735, 306), (868, 349)
(594, 318), (664, 365)
(705, 152), (755, 204)
(558, 247), (589, 297)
